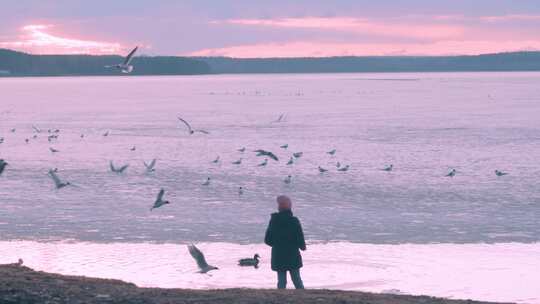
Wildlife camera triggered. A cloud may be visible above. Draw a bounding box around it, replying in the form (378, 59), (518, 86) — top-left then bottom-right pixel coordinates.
(0, 24), (123, 55)
(214, 17), (465, 40)
(188, 40), (540, 58)
(479, 14), (540, 22)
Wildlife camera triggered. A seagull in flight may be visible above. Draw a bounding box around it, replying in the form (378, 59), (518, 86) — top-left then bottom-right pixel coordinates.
(202, 177), (211, 186)
(105, 46), (138, 73)
(254, 149), (279, 161)
(130, 146), (136, 151)
(293, 152), (303, 159)
(32, 125), (42, 133)
(327, 149), (336, 156)
(143, 159), (156, 173)
(258, 159), (268, 167)
(0, 159), (8, 176)
(103, 131), (109, 137)
(232, 158), (242, 165)
(382, 164), (393, 172)
(49, 147), (59, 153)
(110, 161), (129, 174)
(280, 144), (288, 149)
(446, 169), (456, 177)
(177, 117), (209, 135)
(47, 169), (70, 189)
(212, 156), (220, 164)
(287, 157), (294, 165)
(150, 188), (170, 211)
(318, 166), (328, 173)
(188, 244), (219, 274)
(238, 147), (246, 153)
(272, 113), (286, 123)
(495, 170), (508, 176)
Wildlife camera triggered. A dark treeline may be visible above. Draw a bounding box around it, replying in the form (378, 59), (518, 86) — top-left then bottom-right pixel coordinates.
(1, 48), (540, 76)
(200, 52), (540, 73)
(0, 49), (211, 76)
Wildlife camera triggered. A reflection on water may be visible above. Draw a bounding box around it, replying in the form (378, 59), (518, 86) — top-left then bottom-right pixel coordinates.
(0, 241), (538, 304)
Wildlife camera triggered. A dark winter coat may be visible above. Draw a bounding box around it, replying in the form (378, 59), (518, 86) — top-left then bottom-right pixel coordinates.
(264, 210), (306, 271)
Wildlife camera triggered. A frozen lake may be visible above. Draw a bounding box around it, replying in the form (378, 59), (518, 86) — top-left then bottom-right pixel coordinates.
(1, 72), (539, 243)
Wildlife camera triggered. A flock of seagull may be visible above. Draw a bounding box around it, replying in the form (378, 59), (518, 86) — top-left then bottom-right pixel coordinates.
(0, 46), (511, 273)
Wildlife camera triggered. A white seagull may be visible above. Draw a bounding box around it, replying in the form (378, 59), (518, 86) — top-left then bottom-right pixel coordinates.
(337, 165), (350, 172)
(143, 159), (157, 172)
(382, 164), (393, 172)
(47, 169), (71, 189)
(202, 177), (211, 186)
(327, 149), (336, 156)
(150, 188), (170, 211)
(110, 161), (129, 174)
(105, 46), (138, 73)
(188, 244), (219, 274)
(177, 117), (209, 135)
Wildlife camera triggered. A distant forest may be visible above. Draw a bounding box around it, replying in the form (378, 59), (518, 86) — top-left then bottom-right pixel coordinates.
(1, 48), (540, 76)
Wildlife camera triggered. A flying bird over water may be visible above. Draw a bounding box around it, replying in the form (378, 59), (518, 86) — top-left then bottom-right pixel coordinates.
(188, 244), (219, 274)
(212, 156), (220, 164)
(238, 147), (246, 153)
(254, 149), (279, 161)
(105, 46), (138, 73)
(47, 169), (70, 189)
(49, 147), (59, 153)
(287, 157), (294, 165)
(151, 188), (170, 211)
(446, 169), (456, 177)
(177, 117), (210, 135)
(103, 131), (109, 137)
(110, 161), (129, 174)
(232, 158), (242, 165)
(144, 159), (157, 172)
(280, 144), (288, 149)
(32, 125), (41, 133)
(318, 166), (328, 173)
(130, 146), (136, 151)
(293, 152), (303, 159)
(272, 113), (286, 123)
(0, 159), (8, 176)
(202, 177), (211, 186)
(495, 170), (508, 176)
(327, 149), (336, 156)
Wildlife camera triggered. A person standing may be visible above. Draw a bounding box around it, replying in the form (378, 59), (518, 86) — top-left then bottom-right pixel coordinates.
(264, 195), (306, 289)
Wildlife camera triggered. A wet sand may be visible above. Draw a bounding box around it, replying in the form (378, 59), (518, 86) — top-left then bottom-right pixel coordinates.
(0, 264), (507, 304)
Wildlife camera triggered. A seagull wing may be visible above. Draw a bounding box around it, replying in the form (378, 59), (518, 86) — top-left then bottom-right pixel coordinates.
(267, 152), (279, 161)
(119, 164), (129, 172)
(109, 161), (116, 172)
(145, 158), (156, 170)
(156, 188), (165, 202)
(123, 46), (138, 65)
(194, 129), (210, 134)
(48, 170), (62, 188)
(177, 117), (193, 133)
(188, 244), (210, 270)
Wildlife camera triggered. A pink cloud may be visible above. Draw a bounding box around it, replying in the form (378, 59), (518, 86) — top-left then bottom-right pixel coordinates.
(215, 17), (465, 40)
(188, 40), (540, 58)
(0, 24), (123, 55)
(479, 14), (540, 22)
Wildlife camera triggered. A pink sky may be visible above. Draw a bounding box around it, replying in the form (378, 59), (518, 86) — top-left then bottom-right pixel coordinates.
(1, 2), (540, 57)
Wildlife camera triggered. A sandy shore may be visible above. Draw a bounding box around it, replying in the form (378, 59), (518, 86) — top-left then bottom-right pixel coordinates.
(0, 264), (508, 304)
